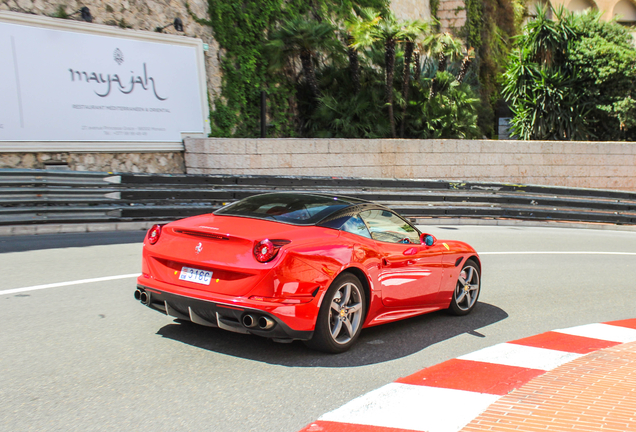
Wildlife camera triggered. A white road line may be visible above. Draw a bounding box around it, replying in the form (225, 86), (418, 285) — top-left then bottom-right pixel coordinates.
(0, 273), (141, 296)
(457, 343), (583, 371)
(480, 251), (636, 255)
(3, 251), (634, 297)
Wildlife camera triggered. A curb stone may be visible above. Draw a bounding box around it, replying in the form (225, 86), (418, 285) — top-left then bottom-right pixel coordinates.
(299, 319), (636, 432)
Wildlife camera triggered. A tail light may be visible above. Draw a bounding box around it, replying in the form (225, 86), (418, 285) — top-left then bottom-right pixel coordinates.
(253, 239), (290, 263)
(147, 224), (163, 245)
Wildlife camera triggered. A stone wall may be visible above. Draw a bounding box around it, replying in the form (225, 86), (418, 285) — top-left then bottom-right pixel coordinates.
(0, 0), (221, 98)
(437, 0), (466, 33)
(0, 151), (185, 173)
(390, 0), (431, 21)
(390, 0), (463, 33)
(185, 138), (636, 191)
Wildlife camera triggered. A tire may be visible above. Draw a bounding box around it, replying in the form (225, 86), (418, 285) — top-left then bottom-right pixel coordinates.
(304, 273), (366, 353)
(448, 259), (480, 316)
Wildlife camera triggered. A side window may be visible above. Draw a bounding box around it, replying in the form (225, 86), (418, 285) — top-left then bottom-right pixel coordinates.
(340, 214), (371, 239)
(359, 209), (420, 244)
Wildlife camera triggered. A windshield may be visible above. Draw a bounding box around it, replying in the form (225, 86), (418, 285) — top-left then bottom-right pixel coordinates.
(214, 193), (360, 225)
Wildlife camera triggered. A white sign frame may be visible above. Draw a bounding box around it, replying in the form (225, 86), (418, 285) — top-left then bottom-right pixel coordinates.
(0, 11), (211, 152)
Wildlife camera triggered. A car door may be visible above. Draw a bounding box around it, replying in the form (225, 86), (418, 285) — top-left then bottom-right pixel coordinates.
(359, 209), (444, 308)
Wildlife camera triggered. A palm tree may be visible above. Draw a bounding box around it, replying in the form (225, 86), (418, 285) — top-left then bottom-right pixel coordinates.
(346, 9), (381, 94)
(351, 10), (428, 138)
(399, 20), (429, 137)
(266, 18), (338, 100)
(456, 47), (475, 83)
(340, 23), (361, 94)
(421, 32), (463, 98)
(524, 5), (576, 67)
(502, 5), (587, 140)
(413, 48), (422, 82)
(345, 11), (376, 95)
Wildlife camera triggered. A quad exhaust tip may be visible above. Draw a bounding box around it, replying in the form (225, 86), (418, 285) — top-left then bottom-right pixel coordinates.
(258, 316), (275, 330)
(242, 314), (275, 330)
(136, 292), (274, 330)
(137, 290), (151, 305)
(242, 314), (258, 328)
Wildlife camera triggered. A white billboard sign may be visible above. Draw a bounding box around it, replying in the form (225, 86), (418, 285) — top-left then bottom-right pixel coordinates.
(0, 13), (209, 144)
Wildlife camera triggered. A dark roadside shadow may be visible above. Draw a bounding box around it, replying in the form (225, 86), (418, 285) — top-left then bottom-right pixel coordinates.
(156, 302), (507, 367)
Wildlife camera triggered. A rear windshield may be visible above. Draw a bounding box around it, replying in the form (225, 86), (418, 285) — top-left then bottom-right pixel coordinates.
(214, 193), (357, 225)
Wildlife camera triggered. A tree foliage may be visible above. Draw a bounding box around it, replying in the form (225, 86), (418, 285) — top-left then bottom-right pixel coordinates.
(266, 18), (339, 99)
(190, 0), (388, 137)
(503, 6), (636, 140)
(303, 11), (481, 139)
(463, 0), (521, 137)
(348, 10), (429, 137)
(193, 1), (481, 139)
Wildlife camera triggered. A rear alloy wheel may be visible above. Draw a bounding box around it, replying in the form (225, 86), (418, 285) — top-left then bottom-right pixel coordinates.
(448, 259), (480, 316)
(305, 273), (366, 353)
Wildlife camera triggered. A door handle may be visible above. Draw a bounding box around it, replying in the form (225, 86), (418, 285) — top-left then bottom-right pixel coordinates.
(382, 258), (389, 267)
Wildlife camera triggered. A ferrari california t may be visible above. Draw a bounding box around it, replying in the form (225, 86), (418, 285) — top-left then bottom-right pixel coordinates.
(135, 193), (481, 353)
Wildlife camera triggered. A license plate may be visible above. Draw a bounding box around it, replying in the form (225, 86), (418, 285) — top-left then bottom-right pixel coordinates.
(179, 266), (213, 285)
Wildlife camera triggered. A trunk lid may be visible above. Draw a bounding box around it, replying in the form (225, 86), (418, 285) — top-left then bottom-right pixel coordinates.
(144, 214), (311, 296)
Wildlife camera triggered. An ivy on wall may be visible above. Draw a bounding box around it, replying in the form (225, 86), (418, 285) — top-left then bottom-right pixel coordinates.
(462, 0), (520, 137)
(191, 0), (515, 138)
(190, 0), (388, 137)
(430, 0), (440, 30)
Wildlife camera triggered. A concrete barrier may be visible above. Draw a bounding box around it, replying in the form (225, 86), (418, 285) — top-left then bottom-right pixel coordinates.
(184, 138), (636, 192)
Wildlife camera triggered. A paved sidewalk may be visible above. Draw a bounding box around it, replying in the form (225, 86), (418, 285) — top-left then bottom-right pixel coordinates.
(299, 319), (636, 432)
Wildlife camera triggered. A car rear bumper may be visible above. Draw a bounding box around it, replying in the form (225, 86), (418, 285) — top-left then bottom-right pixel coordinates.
(135, 284), (314, 341)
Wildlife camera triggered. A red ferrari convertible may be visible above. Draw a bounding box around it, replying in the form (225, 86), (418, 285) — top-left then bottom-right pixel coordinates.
(135, 193), (481, 353)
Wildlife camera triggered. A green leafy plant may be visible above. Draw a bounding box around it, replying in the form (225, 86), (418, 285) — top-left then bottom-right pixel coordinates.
(408, 72), (482, 139)
(266, 18), (339, 100)
(305, 26), (480, 140)
(188, 0), (388, 137)
(463, 0), (518, 137)
(503, 6), (636, 140)
(190, 0), (481, 139)
(53, 5), (69, 19)
(349, 9), (429, 137)
(303, 61), (390, 138)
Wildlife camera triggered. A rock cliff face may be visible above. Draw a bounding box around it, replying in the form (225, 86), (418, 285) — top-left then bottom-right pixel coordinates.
(0, 151), (185, 173)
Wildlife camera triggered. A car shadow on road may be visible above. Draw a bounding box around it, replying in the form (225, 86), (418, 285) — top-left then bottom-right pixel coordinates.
(156, 302), (508, 367)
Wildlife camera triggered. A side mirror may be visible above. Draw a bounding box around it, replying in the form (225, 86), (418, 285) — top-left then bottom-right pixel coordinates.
(420, 233), (436, 246)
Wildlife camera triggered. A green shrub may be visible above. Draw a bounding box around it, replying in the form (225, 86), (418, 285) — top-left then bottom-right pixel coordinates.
(192, 1), (482, 139)
(503, 6), (636, 140)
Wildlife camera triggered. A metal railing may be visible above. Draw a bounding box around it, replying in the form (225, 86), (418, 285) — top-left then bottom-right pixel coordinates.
(1, 168), (635, 226)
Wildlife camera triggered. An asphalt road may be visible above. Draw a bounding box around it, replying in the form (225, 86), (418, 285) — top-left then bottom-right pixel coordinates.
(1, 225), (635, 432)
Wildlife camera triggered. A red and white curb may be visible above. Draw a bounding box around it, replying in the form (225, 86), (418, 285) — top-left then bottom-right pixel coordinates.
(299, 319), (636, 432)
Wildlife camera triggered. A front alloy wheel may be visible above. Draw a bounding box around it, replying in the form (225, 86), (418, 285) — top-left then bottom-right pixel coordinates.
(305, 273), (366, 353)
(449, 259), (480, 316)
